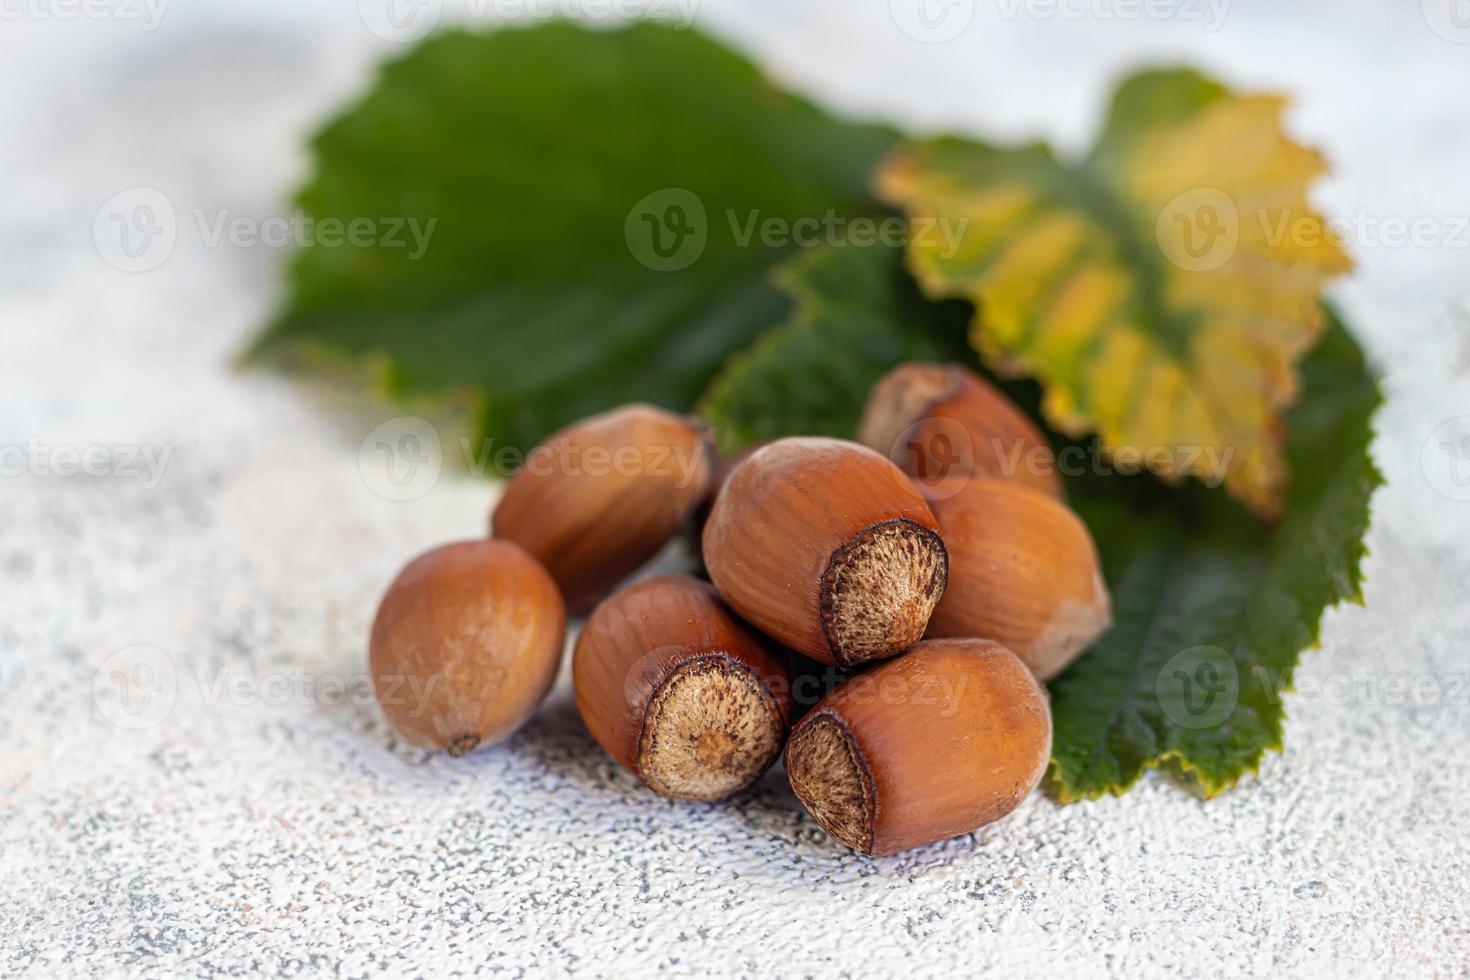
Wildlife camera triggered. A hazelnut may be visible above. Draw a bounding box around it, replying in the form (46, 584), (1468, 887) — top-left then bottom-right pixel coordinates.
(702, 437), (948, 669)
(858, 362), (1063, 500)
(492, 404), (712, 614)
(369, 540), (566, 756)
(785, 638), (1051, 856)
(573, 575), (793, 801)
(921, 477), (1110, 680)
(687, 441), (763, 555)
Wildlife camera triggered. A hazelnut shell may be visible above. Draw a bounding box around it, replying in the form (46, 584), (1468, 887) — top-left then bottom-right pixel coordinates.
(369, 539), (566, 756)
(785, 638), (1052, 856)
(921, 477), (1111, 680)
(492, 403), (712, 614)
(859, 362), (1064, 500)
(573, 574), (793, 801)
(702, 437), (948, 668)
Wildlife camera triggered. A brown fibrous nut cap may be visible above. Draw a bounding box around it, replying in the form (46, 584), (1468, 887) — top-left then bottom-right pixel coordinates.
(369, 540), (566, 756)
(573, 575), (793, 801)
(702, 437), (948, 668)
(920, 477), (1111, 680)
(492, 404), (712, 614)
(785, 638), (1052, 856)
(859, 362), (1064, 501)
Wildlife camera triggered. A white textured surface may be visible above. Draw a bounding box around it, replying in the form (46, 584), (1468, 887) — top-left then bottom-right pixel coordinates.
(3, 2), (1469, 977)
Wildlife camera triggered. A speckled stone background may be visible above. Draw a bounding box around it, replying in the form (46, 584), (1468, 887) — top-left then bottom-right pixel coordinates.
(3, 2), (1468, 976)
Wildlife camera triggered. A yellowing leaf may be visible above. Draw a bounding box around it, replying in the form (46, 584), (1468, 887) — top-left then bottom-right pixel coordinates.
(875, 69), (1352, 518)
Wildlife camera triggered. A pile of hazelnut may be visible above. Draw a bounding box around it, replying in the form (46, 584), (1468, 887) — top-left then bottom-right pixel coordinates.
(369, 363), (1111, 856)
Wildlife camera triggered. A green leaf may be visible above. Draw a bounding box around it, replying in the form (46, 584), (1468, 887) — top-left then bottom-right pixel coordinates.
(246, 21), (895, 452)
(697, 241), (972, 450)
(875, 69), (1354, 519)
(253, 24), (1382, 802)
(697, 243), (1381, 800)
(1048, 305), (1382, 800)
